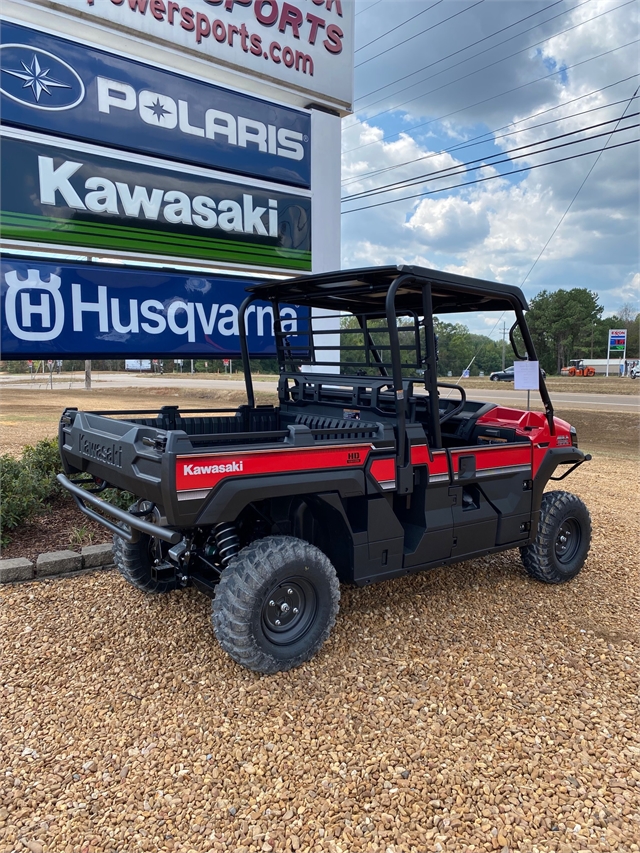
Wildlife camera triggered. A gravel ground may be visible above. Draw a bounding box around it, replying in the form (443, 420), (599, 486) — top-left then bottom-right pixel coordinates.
(1, 454), (638, 853)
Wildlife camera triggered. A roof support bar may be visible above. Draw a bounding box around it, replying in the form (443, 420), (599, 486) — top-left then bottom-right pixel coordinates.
(238, 294), (257, 409)
(421, 283), (442, 450)
(385, 274), (414, 467)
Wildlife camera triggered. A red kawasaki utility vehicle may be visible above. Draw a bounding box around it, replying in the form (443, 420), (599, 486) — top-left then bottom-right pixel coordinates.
(58, 266), (592, 672)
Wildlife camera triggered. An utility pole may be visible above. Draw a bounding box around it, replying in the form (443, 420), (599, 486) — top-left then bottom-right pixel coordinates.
(85, 360), (92, 390)
(501, 322), (506, 370)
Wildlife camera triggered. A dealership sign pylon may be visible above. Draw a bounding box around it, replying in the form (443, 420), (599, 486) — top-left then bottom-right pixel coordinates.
(0, 0), (354, 359)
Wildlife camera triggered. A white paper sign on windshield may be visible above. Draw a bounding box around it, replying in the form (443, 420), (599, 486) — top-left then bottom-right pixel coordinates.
(513, 360), (540, 390)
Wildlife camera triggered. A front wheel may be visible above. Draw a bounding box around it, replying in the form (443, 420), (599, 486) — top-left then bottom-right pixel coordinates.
(212, 536), (340, 673)
(520, 490), (591, 584)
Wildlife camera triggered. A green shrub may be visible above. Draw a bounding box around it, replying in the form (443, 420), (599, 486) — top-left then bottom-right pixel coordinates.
(1, 437), (140, 545)
(21, 437), (63, 479)
(102, 487), (136, 510)
(0, 439), (61, 543)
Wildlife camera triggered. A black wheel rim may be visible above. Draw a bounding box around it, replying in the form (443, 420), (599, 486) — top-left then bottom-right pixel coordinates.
(555, 517), (581, 564)
(261, 577), (317, 646)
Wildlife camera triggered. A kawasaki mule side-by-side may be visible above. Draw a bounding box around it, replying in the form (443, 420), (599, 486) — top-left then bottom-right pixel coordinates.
(58, 266), (592, 673)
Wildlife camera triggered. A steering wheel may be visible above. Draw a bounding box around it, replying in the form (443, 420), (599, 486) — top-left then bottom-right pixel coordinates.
(437, 382), (467, 424)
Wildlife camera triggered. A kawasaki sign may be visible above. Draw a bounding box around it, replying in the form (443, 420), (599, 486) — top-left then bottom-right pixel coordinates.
(1, 130), (311, 271)
(1, 256), (308, 358)
(0, 20), (311, 187)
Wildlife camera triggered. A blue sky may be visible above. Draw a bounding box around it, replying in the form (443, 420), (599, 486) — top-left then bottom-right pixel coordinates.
(341, 0), (639, 335)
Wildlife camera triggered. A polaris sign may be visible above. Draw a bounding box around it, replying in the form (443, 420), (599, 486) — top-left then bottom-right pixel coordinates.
(0, 20), (311, 187)
(1, 257), (305, 358)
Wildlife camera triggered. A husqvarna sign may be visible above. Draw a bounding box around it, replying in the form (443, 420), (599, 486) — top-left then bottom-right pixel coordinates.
(1, 257), (304, 357)
(0, 20), (311, 187)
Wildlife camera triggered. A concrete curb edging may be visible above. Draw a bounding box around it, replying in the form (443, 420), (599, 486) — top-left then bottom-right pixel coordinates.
(0, 544), (114, 584)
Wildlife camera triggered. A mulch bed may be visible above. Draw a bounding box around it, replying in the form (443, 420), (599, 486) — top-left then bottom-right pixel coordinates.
(0, 496), (111, 564)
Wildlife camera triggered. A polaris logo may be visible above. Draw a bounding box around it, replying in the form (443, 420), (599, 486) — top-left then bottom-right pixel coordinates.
(183, 461), (243, 475)
(97, 77), (305, 162)
(0, 45), (85, 111)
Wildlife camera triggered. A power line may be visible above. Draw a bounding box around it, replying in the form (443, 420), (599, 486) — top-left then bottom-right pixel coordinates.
(356, 0), (383, 17)
(355, 0), (569, 103)
(355, 1), (444, 53)
(340, 137), (639, 214)
(342, 116), (639, 202)
(349, 0), (631, 131)
(343, 39), (640, 154)
(520, 85), (640, 286)
(355, 0), (486, 68)
(342, 90), (638, 187)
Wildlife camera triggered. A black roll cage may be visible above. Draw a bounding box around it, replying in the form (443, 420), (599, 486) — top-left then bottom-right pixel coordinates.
(237, 269), (555, 452)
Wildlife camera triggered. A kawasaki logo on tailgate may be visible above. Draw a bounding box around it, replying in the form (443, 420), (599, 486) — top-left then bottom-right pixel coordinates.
(79, 432), (123, 467)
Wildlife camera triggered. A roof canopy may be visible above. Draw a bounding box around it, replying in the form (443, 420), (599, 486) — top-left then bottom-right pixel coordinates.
(247, 265), (528, 315)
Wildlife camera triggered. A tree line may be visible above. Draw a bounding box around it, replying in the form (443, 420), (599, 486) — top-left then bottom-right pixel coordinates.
(338, 289), (639, 377)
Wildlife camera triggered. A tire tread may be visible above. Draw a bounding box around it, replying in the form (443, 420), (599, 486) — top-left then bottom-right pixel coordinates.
(212, 535), (340, 673)
(520, 490), (591, 584)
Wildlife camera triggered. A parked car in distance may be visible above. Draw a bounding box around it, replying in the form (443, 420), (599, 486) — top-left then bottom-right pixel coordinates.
(490, 365), (546, 381)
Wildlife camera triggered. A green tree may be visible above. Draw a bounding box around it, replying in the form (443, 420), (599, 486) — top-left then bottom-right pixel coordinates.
(525, 289), (603, 374)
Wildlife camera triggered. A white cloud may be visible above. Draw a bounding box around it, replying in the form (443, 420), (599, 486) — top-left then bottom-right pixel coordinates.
(342, 0), (640, 316)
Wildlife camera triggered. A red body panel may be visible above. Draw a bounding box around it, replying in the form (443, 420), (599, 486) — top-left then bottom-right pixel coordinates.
(475, 407), (573, 477)
(450, 443), (531, 475)
(370, 457), (396, 488)
(176, 444), (373, 493)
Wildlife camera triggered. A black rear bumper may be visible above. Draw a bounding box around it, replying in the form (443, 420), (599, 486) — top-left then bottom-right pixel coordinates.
(57, 473), (182, 545)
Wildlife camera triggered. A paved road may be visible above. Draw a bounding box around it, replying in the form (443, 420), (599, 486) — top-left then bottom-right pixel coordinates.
(2, 373), (638, 413)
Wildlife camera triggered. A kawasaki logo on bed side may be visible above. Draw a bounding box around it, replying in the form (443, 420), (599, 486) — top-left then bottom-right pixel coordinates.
(183, 461), (243, 475)
(79, 432), (123, 468)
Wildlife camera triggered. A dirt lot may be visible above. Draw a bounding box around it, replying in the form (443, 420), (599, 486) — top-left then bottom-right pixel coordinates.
(0, 384), (638, 459)
(1, 381), (639, 852)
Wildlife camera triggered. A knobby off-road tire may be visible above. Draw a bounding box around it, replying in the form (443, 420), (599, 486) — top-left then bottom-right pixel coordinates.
(113, 531), (177, 594)
(212, 536), (340, 674)
(520, 490), (591, 584)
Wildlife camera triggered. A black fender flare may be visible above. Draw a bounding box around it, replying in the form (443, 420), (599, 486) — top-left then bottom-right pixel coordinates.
(193, 469), (366, 526)
(530, 447), (589, 535)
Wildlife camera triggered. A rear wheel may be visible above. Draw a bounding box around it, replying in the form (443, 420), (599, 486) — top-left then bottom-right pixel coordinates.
(212, 536), (340, 673)
(520, 490), (591, 584)
(113, 531), (176, 594)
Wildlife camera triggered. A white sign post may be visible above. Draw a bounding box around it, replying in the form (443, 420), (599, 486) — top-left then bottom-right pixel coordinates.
(513, 360), (540, 411)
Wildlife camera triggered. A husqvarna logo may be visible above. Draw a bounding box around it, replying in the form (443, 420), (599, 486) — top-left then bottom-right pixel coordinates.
(0, 45), (85, 110)
(4, 269), (65, 342)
